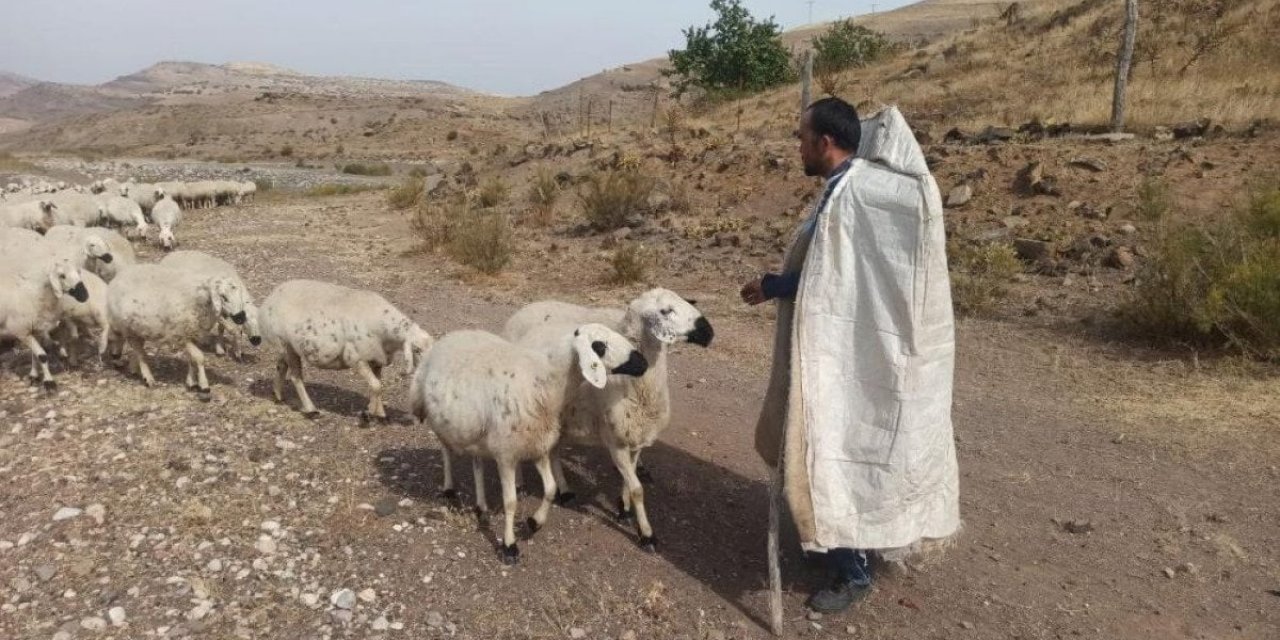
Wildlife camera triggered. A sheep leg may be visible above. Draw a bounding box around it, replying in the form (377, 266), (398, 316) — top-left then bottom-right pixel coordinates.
(24, 335), (55, 390)
(56, 324), (79, 367)
(472, 458), (489, 520)
(285, 348), (318, 416)
(354, 361), (385, 424)
(272, 355), (288, 403)
(496, 460), (520, 565)
(183, 340), (209, 394)
(634, 450), (654, 485)
(551, 453), (575, 505)
(526, 456), (557, 536)
(439, 448), (461, 507)
(128, 337), (155, 387)
(608, 446), (657, 552)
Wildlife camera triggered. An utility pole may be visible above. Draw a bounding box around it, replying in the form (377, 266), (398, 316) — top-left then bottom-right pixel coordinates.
(807, 0), (815, 23)
(1111, 0), (1139, 132)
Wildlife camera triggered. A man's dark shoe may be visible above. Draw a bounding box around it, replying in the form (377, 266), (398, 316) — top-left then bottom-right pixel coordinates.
(805, 579), (870, 614)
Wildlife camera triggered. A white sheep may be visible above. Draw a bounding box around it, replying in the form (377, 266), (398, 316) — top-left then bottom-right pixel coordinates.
(48, 192), (106, 227)
(258, 279), (433, 423)
(95, 193), (148, 237)
(53, 270), (110, 365)
(410, 324), (648, 564)
(159, 250), (262, 359)
(106, 263), (251, 395)
(151, 195), (182, 251)
(40, 225), (117, 274)
(124, 184), (163, 218)
(503, 288), (714, 550)
(78, 227), (135, 282)
(0, 199), (58, 232)
(0, 254), (91, 389)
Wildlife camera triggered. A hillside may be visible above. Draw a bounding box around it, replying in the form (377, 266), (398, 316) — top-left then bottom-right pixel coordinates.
(0, 71), (38, 98)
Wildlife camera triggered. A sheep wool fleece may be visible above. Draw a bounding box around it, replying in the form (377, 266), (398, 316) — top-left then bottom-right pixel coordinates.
(754, 106), (960, 553)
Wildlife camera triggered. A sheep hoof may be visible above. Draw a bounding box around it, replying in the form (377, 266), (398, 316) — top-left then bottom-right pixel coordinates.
(526, 517), (541, 535)
(475, 510), (491, 528)
(197, 389), (212, 403)
(439, 489), (461, 508)
(41, 380), (57, 392)
(499, 543), (520, 565)
(554, 491), (577, 506)
(358, 411), (374, 427)
(638, 535), (659, 553)
(636, 464), (654, 485)
(302, 410), (320, 420)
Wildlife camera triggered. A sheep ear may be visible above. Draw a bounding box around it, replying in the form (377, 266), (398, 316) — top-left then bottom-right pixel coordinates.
(574, 331), (608, 389)
(47, 269), (61, 294)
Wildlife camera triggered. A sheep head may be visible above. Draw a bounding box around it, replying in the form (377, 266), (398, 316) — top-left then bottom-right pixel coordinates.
(625, 288), (714, 347)
(572, 323), (648, 389)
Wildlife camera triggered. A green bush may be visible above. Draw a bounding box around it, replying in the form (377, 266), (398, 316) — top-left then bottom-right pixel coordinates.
(387, 176), (425, 209)
(1135, 176), (1171, 221)
(579, 169), (655, 231)
(341, 162), (393, 176)
(812, 20), (890, 73)
(667, 0), (794, 97)
(1126, 184), (1280, 359)
(948, 241), (1022, 316)
(448, 210), (513, 274)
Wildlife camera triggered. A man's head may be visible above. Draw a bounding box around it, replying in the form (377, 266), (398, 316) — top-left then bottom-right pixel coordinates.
(799, 97), (861, 177)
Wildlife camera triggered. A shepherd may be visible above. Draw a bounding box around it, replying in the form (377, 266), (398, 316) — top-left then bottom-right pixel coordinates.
(741, 97), (961, 618)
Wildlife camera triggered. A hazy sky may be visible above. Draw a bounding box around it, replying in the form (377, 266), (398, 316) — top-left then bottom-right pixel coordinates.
(1, 0), (911, 96)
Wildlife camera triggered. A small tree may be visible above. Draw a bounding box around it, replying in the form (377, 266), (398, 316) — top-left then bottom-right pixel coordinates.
(812, 20), (890, 73)
(667, 0), (794, 98)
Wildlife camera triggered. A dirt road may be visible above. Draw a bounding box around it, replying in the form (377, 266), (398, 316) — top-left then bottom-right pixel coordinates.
(1, 192), (1276, 639)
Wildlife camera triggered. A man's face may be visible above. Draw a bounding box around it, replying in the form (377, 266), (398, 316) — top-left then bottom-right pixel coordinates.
(798, 111), (826, 177)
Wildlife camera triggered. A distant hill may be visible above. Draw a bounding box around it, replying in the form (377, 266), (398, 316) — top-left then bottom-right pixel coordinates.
(0, 71), (39, 99)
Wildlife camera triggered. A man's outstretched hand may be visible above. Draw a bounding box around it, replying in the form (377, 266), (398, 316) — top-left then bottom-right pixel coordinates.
(741, 278), (766, 306)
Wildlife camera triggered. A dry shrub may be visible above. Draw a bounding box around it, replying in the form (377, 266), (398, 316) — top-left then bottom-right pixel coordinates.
(579, 169), (655, 231)
(305, 183), (379, 197)
(341, 162), (393, 176)
(409, 199), (465, 251)
(1135, 176), (1172, 221)
(526, 168), (559, 226)
(608, 244), (649, 285)
(476, 177), (508, 208)
(448, 209), (514, 274)
(948, 241), (1022, 316)
(386, 176), (424, 210)
(1126, 184), (1280, 359)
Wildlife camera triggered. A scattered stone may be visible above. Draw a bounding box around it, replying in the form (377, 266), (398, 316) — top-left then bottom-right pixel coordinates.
(255, 535), (277, 555)
(206, 559), (223, 572)
(1056, 518), (1095, 534)
(1104, 247), (1135, 269)
(1173, 118), (1212, 140)
(371, 616), (389, 631)
(1014, 238), (1054, 262)
(1120, 223), (1137, 235)
(260, 520), (280, 533)
(11, 577), (32, 593)
(945, 184), (973, 208)
(807, 610), (824, 621)
(358, 588), (376, 603)
(331, 588), (356, 610)
(569, 628), (588, 639)
(53, 506), (83, 521)
(1068, 157), (1107, 172)
(426, 611), (444, 628)
(86, 503), (106, 526)
(34, 564), (57, 582)
(1003, 216), (1029, 229)
(301, 593), (321, 609)
(374, 498), (398, 518)
(1179, 562), (1200, 576)
(108, 606), (127, 626)
(81, 617), (108, 631)
(1163, 567), (1177, 579)
(188, 601), (213, 621)
(331, 609), (353, 625)
(960, 621), (975, 630)
(977, 126), (1016, 144)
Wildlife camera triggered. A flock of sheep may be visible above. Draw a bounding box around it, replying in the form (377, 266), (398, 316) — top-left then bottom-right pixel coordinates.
(0, 174), (715, 564)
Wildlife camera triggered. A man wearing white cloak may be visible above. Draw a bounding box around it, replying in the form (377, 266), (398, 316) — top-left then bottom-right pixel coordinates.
(742, 97), (960, 614)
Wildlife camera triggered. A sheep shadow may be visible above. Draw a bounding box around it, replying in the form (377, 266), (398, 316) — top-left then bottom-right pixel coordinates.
(373, 441), (826, 630)
(246, 378), (411, 424)
(106, 353), (235, 389)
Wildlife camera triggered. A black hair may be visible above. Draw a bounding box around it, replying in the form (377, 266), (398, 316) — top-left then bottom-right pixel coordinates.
(806, 97), (861, 152)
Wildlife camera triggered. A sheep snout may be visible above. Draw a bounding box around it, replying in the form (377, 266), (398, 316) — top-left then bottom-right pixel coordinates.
(613, 350), (648, 377)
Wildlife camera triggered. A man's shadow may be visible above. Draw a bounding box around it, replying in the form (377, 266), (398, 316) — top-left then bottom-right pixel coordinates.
(373, 439), (826, 630)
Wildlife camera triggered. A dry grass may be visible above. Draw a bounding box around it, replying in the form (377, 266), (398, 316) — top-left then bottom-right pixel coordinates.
(448, 209), (513, 274)
(949, 240), (1022, 316)
(305, 183), (380, 197)
(607, 244), (649, 285)
(387, 175), (425, 210)
(525, 168), (560, 226)
(0, 152), (38, 172)
(476, 177), (508, 209)
(409, 199), (466, 251)
(579, 169), (655, 231)
(341, 162), (393, 176)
